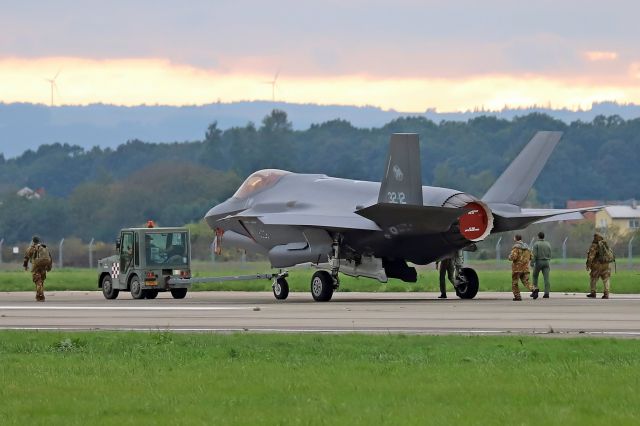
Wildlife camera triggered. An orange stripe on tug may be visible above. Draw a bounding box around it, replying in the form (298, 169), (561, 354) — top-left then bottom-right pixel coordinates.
(459, 201), (494, 242)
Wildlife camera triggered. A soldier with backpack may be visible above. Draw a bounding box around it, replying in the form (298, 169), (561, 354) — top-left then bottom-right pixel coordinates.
(508, 234), (536, 301)
(586, 233), (615, 299)
(22, 236), (53, 302)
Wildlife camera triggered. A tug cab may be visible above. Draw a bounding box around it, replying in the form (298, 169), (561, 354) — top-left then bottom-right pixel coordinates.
(97, 227), (191, 300)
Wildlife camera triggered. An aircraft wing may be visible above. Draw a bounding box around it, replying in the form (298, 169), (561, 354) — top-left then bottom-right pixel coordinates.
(219, 209), (382, 231)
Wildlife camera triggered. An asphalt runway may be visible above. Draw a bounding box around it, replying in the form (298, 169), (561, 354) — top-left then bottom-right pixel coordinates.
(1, 291), (639, 337)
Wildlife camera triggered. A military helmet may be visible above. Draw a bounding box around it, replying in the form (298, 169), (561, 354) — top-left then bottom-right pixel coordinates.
(32, 235), (40, 244)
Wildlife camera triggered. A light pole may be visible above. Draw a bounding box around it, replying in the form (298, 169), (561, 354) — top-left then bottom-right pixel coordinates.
(496, 237), (503, 265)
(89, 238), (95, 269)
(629, 236), (635, 268)
(562, 237), (568, 265)
(58, 238), (64, 269)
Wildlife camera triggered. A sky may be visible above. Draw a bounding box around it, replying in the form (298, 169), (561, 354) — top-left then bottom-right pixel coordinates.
(1, 0), (639, 112)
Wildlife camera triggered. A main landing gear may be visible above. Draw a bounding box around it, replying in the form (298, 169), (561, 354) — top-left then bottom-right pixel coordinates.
(310, 237), (341, 302)
(454, 267), (479, 299)
(310, 270), (337, 302)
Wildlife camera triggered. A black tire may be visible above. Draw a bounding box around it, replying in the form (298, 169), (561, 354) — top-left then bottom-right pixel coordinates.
(171, 288), (188, 299)
(145, 289), (159, 299)
(273, 277), (289, 300)
(101, 275), (119, 300)
(130, 276), (145, 299)
(310, 271), (334, 302)
(455, 267), (479, 299)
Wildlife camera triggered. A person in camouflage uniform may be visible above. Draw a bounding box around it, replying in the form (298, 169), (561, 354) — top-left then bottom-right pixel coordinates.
(22, 236), (51, 302)
(586, 233), (612, 299)
(508, 234), (535, 301)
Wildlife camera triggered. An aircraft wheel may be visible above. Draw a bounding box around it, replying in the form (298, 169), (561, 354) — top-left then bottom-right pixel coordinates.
(455, 267), (479, 299)
(273, 277), (289, 300)
(310, 271), (334, 302)
(101, 275), (119, 300)
(171, 288), (188, 299)
(145, 290), (159, 299)
(130, 276), (145, 299)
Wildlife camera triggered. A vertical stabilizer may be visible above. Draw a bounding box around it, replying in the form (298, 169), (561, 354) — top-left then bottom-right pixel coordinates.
(378, 133), (423, 205)
(482, 131), (563, 206)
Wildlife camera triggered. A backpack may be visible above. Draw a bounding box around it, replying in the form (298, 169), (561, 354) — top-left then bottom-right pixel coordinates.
(33, 244), (53, 271)
(596, 240), (615, 263)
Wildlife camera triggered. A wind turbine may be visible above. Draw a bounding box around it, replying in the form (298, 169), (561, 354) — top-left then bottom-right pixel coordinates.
(263, 69), (280, 102)
(45, 69), (61, 107)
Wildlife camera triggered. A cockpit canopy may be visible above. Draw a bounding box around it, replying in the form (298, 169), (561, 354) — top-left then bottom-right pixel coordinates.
(233, 169), (290, 198)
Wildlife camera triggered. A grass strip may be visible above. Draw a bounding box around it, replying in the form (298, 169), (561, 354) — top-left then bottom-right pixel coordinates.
(1, 263), (638, 293)
(1, 331), (639, 425)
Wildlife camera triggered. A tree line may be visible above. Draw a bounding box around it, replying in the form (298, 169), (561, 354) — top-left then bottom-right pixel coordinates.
(0, 110), (639, 244)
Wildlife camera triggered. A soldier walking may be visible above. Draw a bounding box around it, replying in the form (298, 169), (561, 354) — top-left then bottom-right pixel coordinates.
(531, 231), (552, 298)
(586, 233), (615, 299)
(22, 236), (52, 302)
(508, 234), (535, 301)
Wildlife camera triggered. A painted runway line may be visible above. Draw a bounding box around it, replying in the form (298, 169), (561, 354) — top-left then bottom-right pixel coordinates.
(2, 326), (639, 337)
(0, 306), (258, 311)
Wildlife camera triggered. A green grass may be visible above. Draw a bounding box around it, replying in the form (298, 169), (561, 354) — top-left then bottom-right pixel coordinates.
(0, 332), (639, 425)
(1, 261), (639, 293)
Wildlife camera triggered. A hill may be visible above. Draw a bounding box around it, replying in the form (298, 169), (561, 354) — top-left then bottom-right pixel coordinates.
(2, 100), (640, 158)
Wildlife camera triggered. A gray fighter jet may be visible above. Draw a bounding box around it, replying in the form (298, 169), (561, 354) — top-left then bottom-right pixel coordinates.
(205, 132), (593, 301)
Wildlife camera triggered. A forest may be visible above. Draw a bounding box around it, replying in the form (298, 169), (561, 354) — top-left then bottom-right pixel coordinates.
(0, 110), (638, 244)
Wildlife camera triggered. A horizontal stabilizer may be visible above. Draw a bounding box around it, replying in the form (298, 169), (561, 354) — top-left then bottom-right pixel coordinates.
(356, 203), (462, 234)
(491, 206), (602, 232)
(378, 133), (423, 205)
(482, 131), (562, 206)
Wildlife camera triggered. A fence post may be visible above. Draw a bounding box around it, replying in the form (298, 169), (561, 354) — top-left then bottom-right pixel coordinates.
(629, 236), (635, 268)
(0, 238), (3, 264)
(241, 249), (247, 268)
(562, 237), (568, 265)
(89, 238), (95, 269)
(58, 238), (64, 269)
(496, 237), (503, 265)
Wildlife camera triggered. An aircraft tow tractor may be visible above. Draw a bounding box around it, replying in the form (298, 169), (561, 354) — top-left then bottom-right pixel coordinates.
(97, 226), (289, 300)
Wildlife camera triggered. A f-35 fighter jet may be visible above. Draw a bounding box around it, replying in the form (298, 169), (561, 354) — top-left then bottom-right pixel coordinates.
(205, 131), (592, 301)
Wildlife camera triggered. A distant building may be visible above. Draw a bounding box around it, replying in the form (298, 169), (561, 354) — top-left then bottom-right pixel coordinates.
(16, 187), (45, 200)
(595, 203), (640, 235)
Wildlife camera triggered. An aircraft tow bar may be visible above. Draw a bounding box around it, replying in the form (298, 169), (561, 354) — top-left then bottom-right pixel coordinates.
(167, 271), (288, 286)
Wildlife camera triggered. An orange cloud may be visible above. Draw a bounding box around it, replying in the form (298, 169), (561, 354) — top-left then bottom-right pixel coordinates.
(584, 51), (618, 62)
(0, 56), (638, 112)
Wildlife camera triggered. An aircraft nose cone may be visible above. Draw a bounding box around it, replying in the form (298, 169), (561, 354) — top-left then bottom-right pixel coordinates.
(204, 199), (244, 229)
(204, 204), (226, 225)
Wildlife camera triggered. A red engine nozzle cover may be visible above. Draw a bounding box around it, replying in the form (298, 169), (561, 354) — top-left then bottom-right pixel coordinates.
(459, 201), (494, 242)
